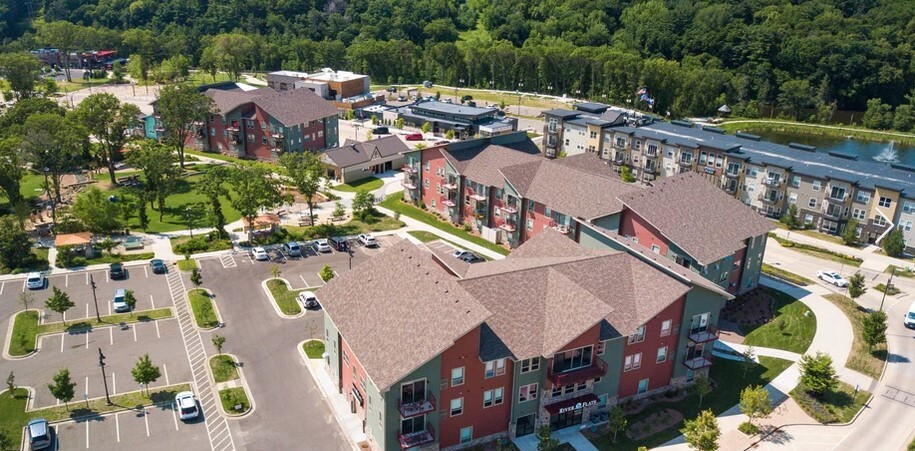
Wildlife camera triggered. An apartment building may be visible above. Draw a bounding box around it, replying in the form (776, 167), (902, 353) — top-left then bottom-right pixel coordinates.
(320, 231), (731, 450)
(169, 82), (339, 160)
(266, 68), (383, 109)
(544, 103), (915, 251)
(403, 133), (772, 294)
(395, 100), (518, 138)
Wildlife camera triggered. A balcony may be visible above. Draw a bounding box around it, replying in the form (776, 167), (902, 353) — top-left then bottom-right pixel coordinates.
(551, 225), (571, 235)
(683, 354), (713, 370)
(725, 170), (741, 179)
(757, 193), (780, 204)
(614, 154), (625, 163)
(499, 221), (517, 232)
(398, 391), (436, 419)
(762, 178), (783, 188)
(401, 180), (417, 190)
(402, 165), (418, 174)
(688, 325), (719, 344)
(678, 159), (693, 167)
(547, 358), (608, 387)
(723, 183), (738, 194)
(823, 204), (843, 220)
(442, 180), (458, 191)
(643, 165), (658, 174)
(501, 204), (519, 215)
(226, 125), (240, 132)
(470, 193), (487, 202)
(442, 199), (457, 207)
(272, 132), (284, 139)
(154, 126), (165, 132)
(399, 423), (435, 449)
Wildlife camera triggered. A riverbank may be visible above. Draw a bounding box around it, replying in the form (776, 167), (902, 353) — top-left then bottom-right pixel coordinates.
(719, 120), (915, 147)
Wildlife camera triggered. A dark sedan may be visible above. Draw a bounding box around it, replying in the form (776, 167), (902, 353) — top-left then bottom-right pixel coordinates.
(150, 259), (167, 274)
(109, 263), (127, 280)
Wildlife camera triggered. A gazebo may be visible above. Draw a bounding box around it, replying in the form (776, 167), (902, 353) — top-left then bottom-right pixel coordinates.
(55, 232), (94, 257)
(717, 104), (732, 117)
(242, 213), (281, 233)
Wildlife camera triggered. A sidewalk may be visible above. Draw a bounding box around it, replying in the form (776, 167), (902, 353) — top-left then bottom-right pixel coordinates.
(374, 205), (506, 260)
(770, 228), (908, 273)
(301, 356), (363, 451)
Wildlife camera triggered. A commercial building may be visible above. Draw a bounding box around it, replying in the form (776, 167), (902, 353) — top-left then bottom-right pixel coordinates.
(395, 100), (517, 139)
(320, 231), (732, 450)
(266, 68), (383, 110)
(402, 132), (772, 295)
(321, 136), (410, 183)
(543, 103), (915, 252)
(157, 82), (339, 160)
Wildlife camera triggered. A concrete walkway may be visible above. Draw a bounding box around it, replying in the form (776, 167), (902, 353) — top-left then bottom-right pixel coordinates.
(300, 356), (363, 451)
(770, 228), (909, 273)
(513, 425), (598, 451)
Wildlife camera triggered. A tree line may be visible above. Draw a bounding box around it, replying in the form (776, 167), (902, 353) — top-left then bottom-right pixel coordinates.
(0, 0), (913, 121)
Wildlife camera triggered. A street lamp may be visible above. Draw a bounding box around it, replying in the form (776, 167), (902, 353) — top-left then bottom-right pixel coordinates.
(517, 83), (524, 115)
(99, 348), (112, 405)
(880, 266), (896, 311)
(353, 122), (360, 140)
(456, 78), (464, 101)
(90, 275), (101, 322)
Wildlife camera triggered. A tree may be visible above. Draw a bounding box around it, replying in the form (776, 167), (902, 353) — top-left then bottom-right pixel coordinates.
(848, 272), (867, 299)
(20, 113), (86, 204)
(695, 372), (711, 407)
(333, 201), (346, 218)
(536, 425), (559, 451)
(395, 118), (405, 129)
(893, 104), (914, 132)
(212, 335), (226, 355)
(228, 165), (282, 241)
(608, 405), (627, 442)
(619, 165), (636, 183)
(126, 141), (180, 221)
(72, 187), (123, 234)
(131, 354), (162, 396)
(48, 368), (76, 411)
(19, 291), (34, 313)
(0, 429), (11, 451)
(111, 61), (125, 84)
(199, 46), (220, 83)
(45, 287), (75, 325)
(270, 264), (281, 279)
(841, 219), (859, 245)
(777, 79), (814, 120)
(742, 346), (756, 378)
(279, 152), (324, 225)
(882, 228), (905, 257)
(6, 371), (14, 393)
(190, 267), (203, 288)
(124, 290), (137, 315)
(739, 385), (773, 426)
(0, 52), (42, 100)
(352, 190), (376, 221)
(155, 84), (216, 168)
(681, 409), (720, 451)
(126, 54), (149, 85)
(319, 265), (335, 282)
(137, 190), (150, 231)
(862, 310), (888, 351)
(0, 138), (26, 221)
(73, 93), (142, 186)
(445, 129), (456, 139)
(799, 352), (838, 396)
(37, 21), (79, 82)
(204, 33), (256, 81)
(862, 98), (894, 130)
(0, 217), (32, 271)
(198, 166), (231, 238)
(421, 122), (432, 134)
(780, 204), (801, 230)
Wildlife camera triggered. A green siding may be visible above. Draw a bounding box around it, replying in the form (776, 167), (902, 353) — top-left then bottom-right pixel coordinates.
(739, 234), (767, 293)
(323, 313), (340, 382)
(591, 213), (621, 231)
(577, 222), (626, 251)
(325, 115), (339, 148)
(671, 287), (726, 379)
(510, 358), (546, 424)
(364, 377), (386, 450)
(593, 338), (624, 401)
(382, 356), (442, 451)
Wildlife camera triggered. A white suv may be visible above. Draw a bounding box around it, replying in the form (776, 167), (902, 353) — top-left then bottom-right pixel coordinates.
(26, 272), (45, 290)
(175, 391), (199, 421)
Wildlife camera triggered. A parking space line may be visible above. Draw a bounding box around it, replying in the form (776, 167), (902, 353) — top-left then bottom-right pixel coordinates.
(60, 334), (64, 352)
(85, 272), (89, 285)
(63, 311), (66, 323)
(112, 372), (116, 394)
(172, 403), (179, 430)
(164, 364), (169, 385)
(155, 320), (160, 338)
(116, 412), (121, 442)
(150, 294), (155, 309)
(105, 270), (109, 283)
(65, 274), (69, 287)
(85, 333), (88, 349)
(21, 279), (25, 292)
(110, 328), (113, 346)
(108, 301), (111, 316)
(39, 309), (44, 325)
(144, 266), (149, 278)
(86, 420), (89, 448)
(133, 325), (137, 342)
(85, 303), (89, 318)
(300, 275), (310, 287)
(144, 407), (150, 436)
(0, 281), (4, 295)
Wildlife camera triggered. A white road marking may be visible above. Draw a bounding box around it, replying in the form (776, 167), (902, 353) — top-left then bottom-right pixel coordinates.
(164, 364), (170, 386)
(108, 301), (111, 316)
(116, 412), (121, 442)
(85, 377), (88, 393)
(85, 303), (89, 318)
(300, 275), (309, 287)
(85, 419), (89, 448)
(109, 328), (113, 346)
(144, 266), (149, 278)
(57, 398), (60, 405)
(112, 372), (116, 394)
(65, 274), (69, 287)
(39, 309), (44, 325)
(21, 279), (26, 292)
(133, 324), (137, 342)
(150, 294), (155, 309)
(0, 281), (4, 295)
(85, 272), (89, 285)
(63, 311), (66, 323)
(105, 270), (109, 283)
(144, 407), (150, 436)
(246, 254), (253, 264)
(85, 333), (89, 349)
(172, 403), (179, 430)
(155, 320), (160, 338)
(60, 334), (65, 352)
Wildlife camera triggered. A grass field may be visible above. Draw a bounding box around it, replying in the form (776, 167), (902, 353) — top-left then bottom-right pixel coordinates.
(332, 177), (384, 192)
(218, 387), (250, 414)
(266, 279), (304, 316)
(762, 263), (815, 286)
(742, 288), (817, 354)
(824, 293), (888, 378)
(209, 355), (240, 383)
(791, 381), (871, 424)
(188, 289), (219, 329)
(303, 340), (325, 359)
(768, 233), (862, 267)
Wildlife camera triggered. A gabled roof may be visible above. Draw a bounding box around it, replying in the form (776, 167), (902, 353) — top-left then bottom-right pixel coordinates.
(618, 172), (774, 264)
(443, 144), (542, 188)
(202, 86), (338, 126)
(323, 136), (409, 168)
(319, 240), (490, 391)
(549, 153), (620, 180)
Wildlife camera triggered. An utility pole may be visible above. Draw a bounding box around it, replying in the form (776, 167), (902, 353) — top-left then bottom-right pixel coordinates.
(90, 275), (101, 322)
(98, 348), (112, 405)
(880, 267), (895, 312)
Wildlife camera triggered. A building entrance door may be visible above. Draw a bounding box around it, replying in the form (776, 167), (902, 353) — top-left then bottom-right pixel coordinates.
(549, 409), (583, 431)
(515, 414), (535, 437)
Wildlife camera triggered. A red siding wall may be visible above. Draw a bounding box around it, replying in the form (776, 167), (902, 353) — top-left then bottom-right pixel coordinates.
(420, 147), (452, 216)
(439, 327), (513, 447)
(728, 247), (747, 294)
(619, 210), (669, 255)
(521, 201), (556, 244)
(300, 120), (327, 152)
(245, 107), (273, 160)
(206, 114), (231, 153)
(618, 296), (685, 398)
(339, 336), (369, 423)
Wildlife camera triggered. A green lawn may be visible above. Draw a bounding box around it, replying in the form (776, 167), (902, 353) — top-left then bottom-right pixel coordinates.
(332, 177), (384, 192)
(266, 279), (304, 316)
(762, 263), (815, 286)
(0, 248), (50, 275)
(824, 294), (887, 378)
(9, 308), (173, 357)
(588, 357), (792, 450)
(303, 340), (325, 359)
(791, 381), (870, 424)
(381, 192), (509, 256)
(75, 251), (155, 267)
(0, 172), (45, 209)
(188, 289), (219, 329)
(742, 287), (817, 354)
(171, 235), (233, 255)
(886, 264), (915, 278)
(407, 230), (492, 260)
(768, 233), (862, 267)
(284, 211), (405, 241)
(209, 355), (239, 383)
(0, 384), (190, 451)
(772, 223), (850, 246)
(177, 258), (198, 271)
(219, 387), (250, 414)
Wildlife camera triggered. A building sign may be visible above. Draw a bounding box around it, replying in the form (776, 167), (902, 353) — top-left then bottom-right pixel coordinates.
(558, 399), (597, 414)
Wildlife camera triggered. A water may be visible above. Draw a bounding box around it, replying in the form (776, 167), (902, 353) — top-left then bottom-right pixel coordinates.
(756, 130), (915, 166)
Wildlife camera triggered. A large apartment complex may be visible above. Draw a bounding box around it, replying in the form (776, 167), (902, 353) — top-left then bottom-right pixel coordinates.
(402, 133), (772, 295)
(320, 231), (732, 450)
(543, 103), (915, 251)
(266, 68), (383, 110)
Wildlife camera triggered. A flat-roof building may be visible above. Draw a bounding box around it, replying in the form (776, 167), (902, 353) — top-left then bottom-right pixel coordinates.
(396, 100), (517, 138)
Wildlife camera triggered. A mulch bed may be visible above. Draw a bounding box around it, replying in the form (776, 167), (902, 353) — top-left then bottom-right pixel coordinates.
(625, 409), (684, 441)
(720, 288), (778, 335)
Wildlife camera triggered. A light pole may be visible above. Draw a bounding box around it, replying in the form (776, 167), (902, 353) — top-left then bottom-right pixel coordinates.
(353, 122), (360, 140)
(517, 83), (524, 115)
(90, 275), (101, 322)
(879, 267), (896, 311)
(455, 79), (463, 101)
(99, 348), (112, 405)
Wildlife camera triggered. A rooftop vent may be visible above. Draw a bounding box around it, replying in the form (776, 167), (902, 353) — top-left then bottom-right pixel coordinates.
(827, 151), (858, 161)
(890, 163), (915, 173)
(702, 126), (725, 134)
(670, 120), (694, 128)
(788, 143), (816, 152)
(735, 132), (761, 141)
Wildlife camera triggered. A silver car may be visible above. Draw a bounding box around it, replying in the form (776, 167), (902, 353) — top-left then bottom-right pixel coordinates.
(313, 239), (332, 253)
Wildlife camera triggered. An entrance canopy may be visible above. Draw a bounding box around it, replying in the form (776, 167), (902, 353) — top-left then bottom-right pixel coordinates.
(543, 393), (599, 415)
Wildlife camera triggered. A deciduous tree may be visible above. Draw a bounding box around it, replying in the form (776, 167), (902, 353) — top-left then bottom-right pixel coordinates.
(155, 84), (216, 168)
(198, 166), (230, 237)
(279, 152), (324, 226)
(48, 368), (76, 411)
(0, 52), (42, 99)
(131, 354), (161, 396)
(695, 372), (711, 407)
(882, 228), (906, 257)
(681, 409), (720, 451)
(72, 187), (123, 234)
(0, 217), (32, 271)
(841, 219), (859, 245)
(608, 405), (627, 442)
(204, 33), (256, 81)
(848, 272), (867, 299)
(739, 385), (773, 425)
(45, 287), (75, 325)
(862, 310), (887, 351)
(73, 93), (142, 185)
(228, 164), (282, 241)
(124, 290), (137, 315)
(126, 141), (180, 221)
(212, 335), (226, 355)
(20, 113), (86, 204)
(799, 352), (838, 396)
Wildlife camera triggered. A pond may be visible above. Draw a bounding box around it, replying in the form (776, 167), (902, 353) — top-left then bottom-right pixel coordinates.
(757, 130), (915, 166)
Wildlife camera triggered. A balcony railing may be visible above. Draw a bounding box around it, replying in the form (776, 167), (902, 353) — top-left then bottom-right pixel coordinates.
(401, 181), (417, 190)
(678, 159), (692, 166)
(226, 125), (240, 132)
(272, 132), (284, 139)
(552, 225), (571, 235)
(547, 358), (608, 387)
(757, 193), (780, 204)
(498, 221), (517, 232)
(442, 199), (456, 207)
(683, 354), (713, 370)
(725, 170), (741, 178)
(470, 193), (487, 202)
(643, 165), (658, 174)
(762, 178), (783, 188)
(402, 165), (418, 174)
(724, 183), (737, 194)
(442, 180), (458, 190)
(500, 204), (519, 215)
(398, 391), (436, 419)
(688, 325), (719, 344)
(399, 422), (435, 449)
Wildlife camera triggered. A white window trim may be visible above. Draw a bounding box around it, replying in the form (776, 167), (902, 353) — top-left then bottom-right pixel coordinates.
(451, 367), (464, 387)
(450, 397), (463, 417)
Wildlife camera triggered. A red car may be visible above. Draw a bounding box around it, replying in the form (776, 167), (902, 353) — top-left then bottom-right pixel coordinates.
(405, 133), (423, 141)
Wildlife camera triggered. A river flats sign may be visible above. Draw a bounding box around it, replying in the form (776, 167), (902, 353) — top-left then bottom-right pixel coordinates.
(558, 399), (597, 414)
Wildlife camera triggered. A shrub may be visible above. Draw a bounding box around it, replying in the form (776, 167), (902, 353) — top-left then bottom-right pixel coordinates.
(319, 265), (334, 282)
(738, 421), (759, 435)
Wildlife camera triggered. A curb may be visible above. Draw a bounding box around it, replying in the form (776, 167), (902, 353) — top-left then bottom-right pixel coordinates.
(187, 288), (224, 331)
(209, 353), (255, 419)
(261, 278), (306, 319)
(297, 340), (361, 451)
(3, 310), (41, 360)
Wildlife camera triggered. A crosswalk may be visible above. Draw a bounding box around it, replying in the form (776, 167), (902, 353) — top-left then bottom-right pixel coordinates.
(165, 264), (236, 451)
(219, 254), (237, 269)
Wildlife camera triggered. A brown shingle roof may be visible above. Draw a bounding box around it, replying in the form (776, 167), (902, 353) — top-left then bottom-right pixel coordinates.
(500, 159), (642, 220)
(319, 240), (490, 391)
(203, 86), (338, 127)
(443, 145), (542, 188)
(618, 172), (775, 264)
(549, 153), (620, 180)
(323, 136), (409, 168)
(204, 90), (253, 116)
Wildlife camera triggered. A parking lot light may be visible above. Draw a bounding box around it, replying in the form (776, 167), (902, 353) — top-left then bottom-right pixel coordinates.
(99, 348), (112, 405)
(90, 275), (101, 322)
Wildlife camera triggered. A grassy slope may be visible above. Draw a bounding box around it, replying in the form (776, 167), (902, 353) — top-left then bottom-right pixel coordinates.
(742, 287), (817, 353)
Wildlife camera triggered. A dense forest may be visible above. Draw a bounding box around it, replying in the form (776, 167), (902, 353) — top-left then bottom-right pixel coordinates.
(1, 0), (915, 121)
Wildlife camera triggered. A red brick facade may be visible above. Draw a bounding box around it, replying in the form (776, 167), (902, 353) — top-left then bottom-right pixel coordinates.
(339, 337), (370, 425)
(420, 147), (454, 216)
(618, 296), (685, 398)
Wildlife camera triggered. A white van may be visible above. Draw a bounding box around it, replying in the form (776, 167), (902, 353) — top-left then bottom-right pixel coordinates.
(905, 301), (915, 328)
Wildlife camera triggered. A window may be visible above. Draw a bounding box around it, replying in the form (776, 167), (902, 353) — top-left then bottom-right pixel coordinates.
(657, 346), (668, 363)
(210, 128), (216, 136)
(528, 199), (535, 211)
(699, 152), (707, 165)
(874, 216), (887, 227)
(830, 186), (846, 200)
(247, 133), (254, 142)
(856, 191), (871, 203)
(519, 383), (538, 402)
(791, 176), (801, 188)
(616, 137), (626, 148)
(261, 137), (267, 145)
(902, 221), (913, 232)
(484, 359), (506, 378)
(484, 388), (504, 407)
(520, 358), (540, 374)
(450, 397), (463, 416)
(526, 219), (534, 231)
(812, 181), (821, 191)
(552, 345), (593, 373)
(451, 367), (464, 386)
(637, 378), (649, 394)
(880, 196), (892, 208)
(808, 198), (817, 208)
(904, 201), (915, 214)
(804, 214), (814, 224)
(651, 244), (661, 254)
(680, 153), (692, 164)
(715, 155), (723, 168)
(647, 144), (658, 156)
(624, 355), (633, 371)
(635, 141), (642, 150)
(460, 427), (473, 444)
(342, 349), (349, 365)
(628, 325), (646, 344)
(789, 193), (797, 204)
(260, 122), (266, 130)
(424, 161), (430, 172)
(852, 208), (866, 221)
(660, 320), (672, 337)
(596, 341), (606, 356)
(590, 131), (597, 139)
(633, 353), (642, 369)
(483, 390), (493, 407)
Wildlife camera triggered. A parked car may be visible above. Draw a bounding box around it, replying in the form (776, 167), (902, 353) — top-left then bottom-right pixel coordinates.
(112, 288), (130, 313)
(905, 301), (915, 328)
(297, 291), (320, 309)
(26, 272), (45, 290)
(386, 86), (397, 93)
(357, 234), (378, 247)
(149, 259), (167, 274)
(422, 80), (433, 88)
(313, 239), (332, 253)
(458, 252), (484, 263)
(461, 95), (473, 102)
(252, 247), (269, 261)
(109, 262), (127, 280)
(444, 98), (453, 103)
(816, 270), (848, 287)
(27, 418), (51, 450)
(397, 96), (407, 102)
(373, 126), (389, 134)
(435, 140), (450, 146)
(453, 249), (474, 259)
(405, 133), (423, 141)
(329, 236), (349, 252)
(283, 241), (302, 257)
(175, 391), (200, 421)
